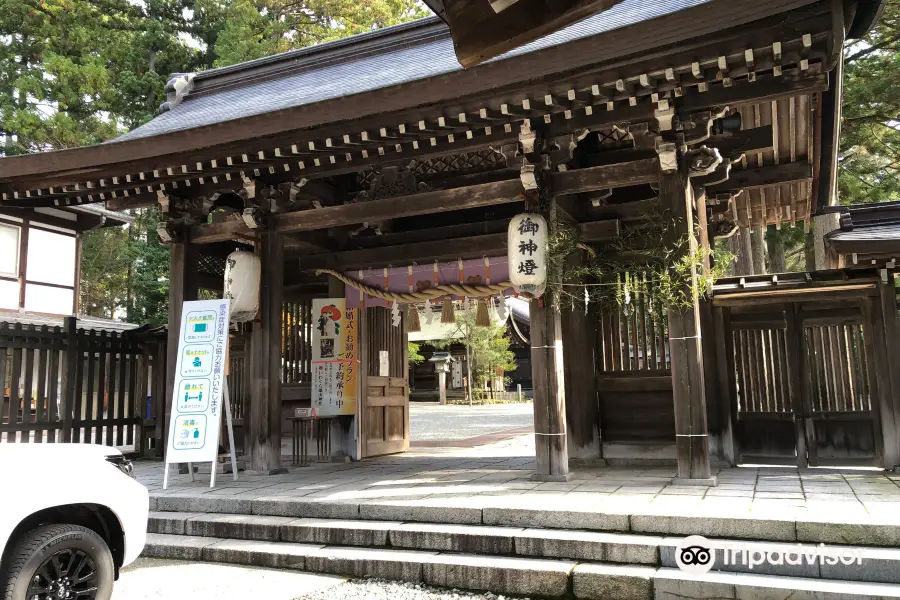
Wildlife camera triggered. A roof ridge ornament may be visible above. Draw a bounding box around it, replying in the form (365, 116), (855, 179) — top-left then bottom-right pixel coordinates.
(159, 73), (197, 113)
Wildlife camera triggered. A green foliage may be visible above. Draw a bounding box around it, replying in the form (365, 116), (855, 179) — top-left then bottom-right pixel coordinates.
(126, 208), (172, 324)
(79, 207), (171, 323)
(840, 0), (900, 204)
(434, 311), (517, 390)
(79, 224), (131, 319)
(212, 0), (429, 67)
(0, 0), (426, 321)
(546, 210), (732, 317)
(407, 341), (424, 365)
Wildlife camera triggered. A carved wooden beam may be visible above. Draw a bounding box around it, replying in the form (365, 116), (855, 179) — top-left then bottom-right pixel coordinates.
(188, 160), (655, 242)
(297, 219), (620, 270)
(706, 162), (813, 193)
(554, 158), (658, 195)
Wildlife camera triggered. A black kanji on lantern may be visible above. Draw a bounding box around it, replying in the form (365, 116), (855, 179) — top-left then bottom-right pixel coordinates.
(518, 239), (538, 256)
(518, 217), (540, 235)
(517, 260), (538, 275)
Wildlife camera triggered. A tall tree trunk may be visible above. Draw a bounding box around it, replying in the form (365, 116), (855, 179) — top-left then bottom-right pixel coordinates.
(766, 225), (787, 273)
(751, 226), (766, 275)
(731, 227), (754, 275)
(804, 230), (816, 272)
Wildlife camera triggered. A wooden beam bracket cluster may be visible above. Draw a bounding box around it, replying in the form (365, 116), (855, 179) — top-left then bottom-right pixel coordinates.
(0, 31), (829, 210)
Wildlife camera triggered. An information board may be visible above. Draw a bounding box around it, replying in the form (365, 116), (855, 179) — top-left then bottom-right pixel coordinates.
(311, 298), (359, 417)
(165, 299), (231, 464)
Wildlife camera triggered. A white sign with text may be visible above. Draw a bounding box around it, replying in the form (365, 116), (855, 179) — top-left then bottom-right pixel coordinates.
(165, 299), (230, 464)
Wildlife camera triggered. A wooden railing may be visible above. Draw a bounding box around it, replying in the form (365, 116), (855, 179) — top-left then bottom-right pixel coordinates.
(0, 319), (166, 452)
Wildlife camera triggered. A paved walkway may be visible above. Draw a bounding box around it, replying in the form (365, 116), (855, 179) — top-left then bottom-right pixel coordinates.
(409, 403), (533, 443)
(137, 434), (900, 527)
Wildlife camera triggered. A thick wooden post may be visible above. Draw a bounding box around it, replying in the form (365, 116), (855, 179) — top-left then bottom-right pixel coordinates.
(248, 231), (286, 474)
(872, 279), (900, 469)
(561, 276), (601, 462)
(529, 195), (570, 480)
(164, 237), (198, 450)
(659, 165), (714, 484)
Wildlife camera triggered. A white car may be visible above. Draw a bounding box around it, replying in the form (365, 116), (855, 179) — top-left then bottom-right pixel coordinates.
(0, 444), (149, 600)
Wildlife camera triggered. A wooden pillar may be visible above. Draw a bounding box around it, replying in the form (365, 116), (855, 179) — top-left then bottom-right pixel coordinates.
(328, 275), (359, 461)
(872, 279), (900, 469)
(659, 166), (714, 484)
(713, 306), (737, 465)
(530, 196), (570, 480)
(248, 231), (286, 474)
(561, 276), (600, 462)
(164, 236), (198, 449)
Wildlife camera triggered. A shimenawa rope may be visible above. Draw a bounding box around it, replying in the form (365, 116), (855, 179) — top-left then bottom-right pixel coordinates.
(315, 268), (511, 304)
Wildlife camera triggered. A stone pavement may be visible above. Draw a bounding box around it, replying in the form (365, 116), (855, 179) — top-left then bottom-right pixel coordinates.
(136, 434), (900, 528)
(408, 403), (533, 442)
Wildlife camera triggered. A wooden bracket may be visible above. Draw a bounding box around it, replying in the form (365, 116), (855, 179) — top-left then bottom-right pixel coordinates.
(655, 140), (678, 173)
(156, 220), (183, 244)
(685, 146), (723, 177)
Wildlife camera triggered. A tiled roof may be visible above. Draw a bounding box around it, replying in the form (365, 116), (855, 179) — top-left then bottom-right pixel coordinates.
(116, 0), (711, 142)
(826, 202), (900, 255)
(0, 311), (141, 332)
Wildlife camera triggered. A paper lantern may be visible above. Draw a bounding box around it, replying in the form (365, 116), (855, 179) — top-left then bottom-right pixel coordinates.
(224, 251), (260, 322)
(508, 213), (548, 298)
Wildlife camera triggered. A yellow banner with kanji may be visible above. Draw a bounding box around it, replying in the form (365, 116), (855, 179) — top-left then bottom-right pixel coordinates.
(311, 298), (358, 416)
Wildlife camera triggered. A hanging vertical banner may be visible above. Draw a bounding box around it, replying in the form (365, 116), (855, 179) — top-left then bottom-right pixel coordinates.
(311, 298), (359, 417)
(165, 299), (230, 463)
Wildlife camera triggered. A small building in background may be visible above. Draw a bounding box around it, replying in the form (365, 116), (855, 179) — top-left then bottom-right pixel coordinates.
(409, 298), (531, 402)
(0, 205), (131, 317)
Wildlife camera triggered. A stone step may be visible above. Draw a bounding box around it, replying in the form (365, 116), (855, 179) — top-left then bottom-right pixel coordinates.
(148, 512), (900, 584)
(149, 493), (900, 547)
(149, 512), (663, 564)
(143, 533), (575, 598)
(142, 533), (900, 599)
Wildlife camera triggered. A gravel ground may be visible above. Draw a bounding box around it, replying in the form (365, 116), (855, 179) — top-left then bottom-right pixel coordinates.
(295, 578), (531, 600)
(114, 558), (344, 600)
(410, 402), (533, 442)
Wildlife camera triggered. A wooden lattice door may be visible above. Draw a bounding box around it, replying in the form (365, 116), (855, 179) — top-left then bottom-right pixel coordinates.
(724, 301), (884, 467)
(800, 302), (883, 467)
(726, 305), (802, 465)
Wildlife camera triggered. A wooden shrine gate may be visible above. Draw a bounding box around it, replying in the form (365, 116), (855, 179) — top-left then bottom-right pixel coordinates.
(713, 273), (900, 468)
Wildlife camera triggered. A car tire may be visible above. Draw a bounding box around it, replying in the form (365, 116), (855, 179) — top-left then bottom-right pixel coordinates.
(1, 524), (114, 600)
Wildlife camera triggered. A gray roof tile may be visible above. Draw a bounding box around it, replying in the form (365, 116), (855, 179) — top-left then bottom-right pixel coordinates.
(116, 0), (710, 142)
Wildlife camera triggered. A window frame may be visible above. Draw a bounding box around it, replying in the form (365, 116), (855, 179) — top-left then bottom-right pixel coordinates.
(0, 222), (21, 279)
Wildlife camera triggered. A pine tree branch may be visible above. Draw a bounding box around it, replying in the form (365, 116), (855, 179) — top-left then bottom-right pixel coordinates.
(845, 32), (900, 63)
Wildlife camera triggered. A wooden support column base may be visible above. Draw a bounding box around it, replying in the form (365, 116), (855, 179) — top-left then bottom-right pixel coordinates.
(672, 476), (717, 487)
(530, 472), (573, 482)
(569, 457), (608, 468)
(245, 468), (289, 476)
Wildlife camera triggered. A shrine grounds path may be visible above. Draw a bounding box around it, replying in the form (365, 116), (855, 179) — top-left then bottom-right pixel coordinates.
(409, 402), (534, 446)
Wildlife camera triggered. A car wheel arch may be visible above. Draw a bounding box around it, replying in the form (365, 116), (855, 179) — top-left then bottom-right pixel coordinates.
(0, 503), (125, 580)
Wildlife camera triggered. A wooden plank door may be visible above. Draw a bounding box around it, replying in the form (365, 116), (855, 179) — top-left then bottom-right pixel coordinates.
(360, 306), (409, 458)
